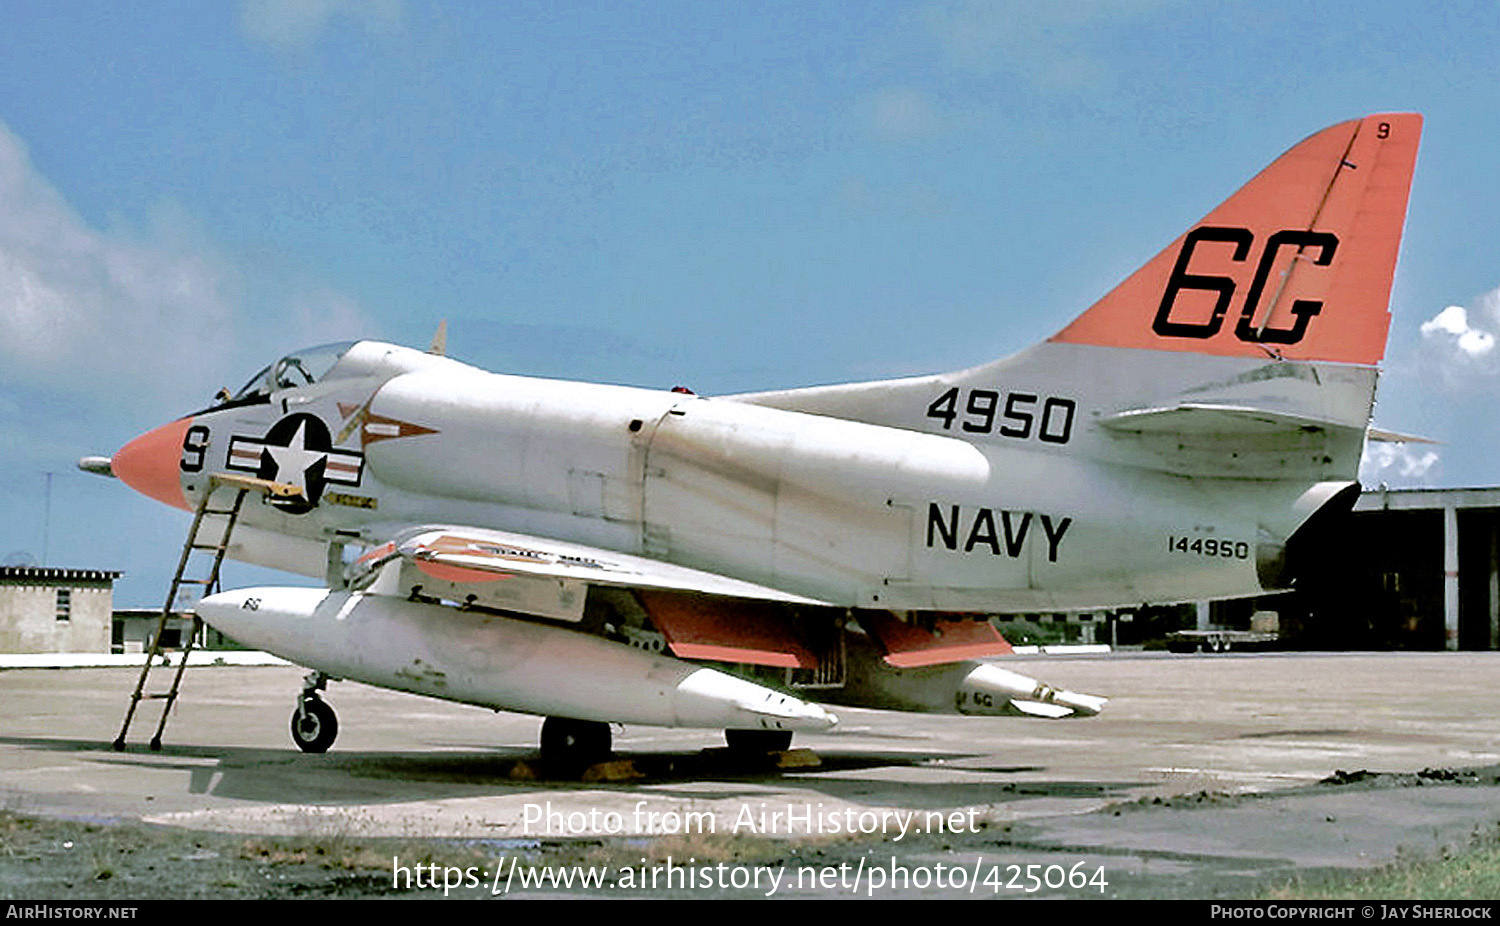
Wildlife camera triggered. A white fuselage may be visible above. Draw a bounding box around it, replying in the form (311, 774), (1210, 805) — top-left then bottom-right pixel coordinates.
(177, 340), (1364, 613)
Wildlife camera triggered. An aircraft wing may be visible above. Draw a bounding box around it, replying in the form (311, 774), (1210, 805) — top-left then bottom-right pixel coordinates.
(351, 525), (1015, 671)
(355, 524), (835, 608)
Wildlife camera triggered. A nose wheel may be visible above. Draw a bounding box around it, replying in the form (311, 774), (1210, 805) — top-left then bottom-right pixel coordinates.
(290, 671), (338, 754)
(291, 697), (338, 753)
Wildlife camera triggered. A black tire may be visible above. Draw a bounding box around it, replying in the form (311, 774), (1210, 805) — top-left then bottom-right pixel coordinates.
(725, 729), (793, 754)
(540, 717), (611, 770)
(290, 697), (338, 754)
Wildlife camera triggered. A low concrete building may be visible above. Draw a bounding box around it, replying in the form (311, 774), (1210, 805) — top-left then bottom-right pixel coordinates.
(110, 609), (240, 653)
(111, 609), (195, 654)
(0, 567), (121, 653)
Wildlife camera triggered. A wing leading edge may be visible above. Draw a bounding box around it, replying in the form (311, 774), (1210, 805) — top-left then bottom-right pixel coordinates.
(359, 525), (836, 606)
(349, 524), (1017, 672)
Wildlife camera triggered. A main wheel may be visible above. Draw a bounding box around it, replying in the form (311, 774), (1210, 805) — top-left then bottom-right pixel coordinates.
(725, 729), (793, 754)
(290, 697), (338, 754)
(540, 717), (611, 770)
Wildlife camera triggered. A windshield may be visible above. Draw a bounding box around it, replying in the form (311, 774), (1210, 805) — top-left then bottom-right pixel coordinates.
(231, 342), (357, 400)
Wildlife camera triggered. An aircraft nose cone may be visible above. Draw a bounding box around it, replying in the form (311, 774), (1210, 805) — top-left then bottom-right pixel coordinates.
(114, 418), (193, 511)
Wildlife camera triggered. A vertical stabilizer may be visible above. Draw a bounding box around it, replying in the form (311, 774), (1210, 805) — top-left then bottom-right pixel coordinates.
(1050, 113), (1421, 366)
(733, 115), (1422, 453)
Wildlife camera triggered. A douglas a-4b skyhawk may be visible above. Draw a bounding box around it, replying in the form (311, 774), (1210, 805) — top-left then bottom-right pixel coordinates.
(87, 113), (1421, 765)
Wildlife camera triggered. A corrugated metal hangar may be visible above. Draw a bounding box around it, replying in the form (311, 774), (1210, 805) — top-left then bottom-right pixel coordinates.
(1235, 486), (1500, 651)
(985, 486), (1500, 652)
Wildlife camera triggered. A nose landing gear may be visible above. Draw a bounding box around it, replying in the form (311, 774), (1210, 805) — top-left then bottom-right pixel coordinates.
(290, 671), (338, 754)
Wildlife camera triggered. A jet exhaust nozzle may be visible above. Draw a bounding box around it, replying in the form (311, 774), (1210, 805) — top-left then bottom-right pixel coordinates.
(1257, 481), (1362, 591)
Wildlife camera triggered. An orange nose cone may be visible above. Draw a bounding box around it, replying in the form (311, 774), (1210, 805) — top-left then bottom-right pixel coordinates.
(114, 418), (193, 511)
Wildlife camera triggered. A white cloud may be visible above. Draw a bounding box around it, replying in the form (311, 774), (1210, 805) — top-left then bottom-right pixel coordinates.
(0, 124), (237, 400)
(1420, 303), (1495, 357)
(1361, 441), (1441, 486)
(0, 120), (377, 407)
(1415, 286), (1500, 396)
(240, 0), (402, 50)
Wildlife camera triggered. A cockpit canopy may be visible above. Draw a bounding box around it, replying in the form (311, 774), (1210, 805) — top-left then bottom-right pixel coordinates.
(232, 342), (358, 401)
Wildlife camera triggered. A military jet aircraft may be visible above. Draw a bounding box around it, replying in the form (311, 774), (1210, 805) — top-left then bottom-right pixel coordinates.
(86, 113), (1421, 764)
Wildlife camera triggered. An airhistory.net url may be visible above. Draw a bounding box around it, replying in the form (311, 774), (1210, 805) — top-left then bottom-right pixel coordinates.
(392, 855), (1109, 897)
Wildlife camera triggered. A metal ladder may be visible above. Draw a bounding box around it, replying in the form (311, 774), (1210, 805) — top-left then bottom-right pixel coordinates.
(112, 473), (300, 751)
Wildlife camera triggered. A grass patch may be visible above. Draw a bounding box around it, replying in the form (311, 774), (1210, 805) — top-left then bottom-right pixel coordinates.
(1269, 828), (1500, 900)
(575, 830), (791, 871)
(236, 833), (489, 873)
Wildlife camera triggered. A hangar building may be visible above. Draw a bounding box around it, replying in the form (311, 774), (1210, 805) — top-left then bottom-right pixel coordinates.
(1238, 486), (1500, 651)
(1003, 486), (1500, 653)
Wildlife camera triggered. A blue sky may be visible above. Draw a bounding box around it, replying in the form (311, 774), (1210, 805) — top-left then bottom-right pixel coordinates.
(2, 1), (1497, 605)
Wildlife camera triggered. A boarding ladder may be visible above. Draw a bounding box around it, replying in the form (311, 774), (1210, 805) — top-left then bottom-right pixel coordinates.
(112, 473), (302, 751)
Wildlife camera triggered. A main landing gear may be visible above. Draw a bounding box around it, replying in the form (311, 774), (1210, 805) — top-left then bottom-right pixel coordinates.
(724, 729), (793, 754)
(291, 671), (339, 754)
(540, 716), (612, 770)
(536, 719), (796, 770)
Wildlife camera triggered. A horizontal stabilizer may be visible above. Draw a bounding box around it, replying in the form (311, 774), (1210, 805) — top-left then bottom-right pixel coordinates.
(1098, 403), (1362, 436)
(1366, 425), (1438, 444)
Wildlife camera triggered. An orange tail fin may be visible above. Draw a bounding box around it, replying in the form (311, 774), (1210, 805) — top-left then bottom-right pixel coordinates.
(1050, 113), (1421, 365)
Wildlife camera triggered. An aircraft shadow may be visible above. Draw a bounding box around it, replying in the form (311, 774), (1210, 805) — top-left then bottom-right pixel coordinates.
(0, 735), (1137, 810)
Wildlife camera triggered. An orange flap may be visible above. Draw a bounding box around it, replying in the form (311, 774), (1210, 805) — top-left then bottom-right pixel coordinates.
(638, 591), (818, 669)
(856, 611), (1013, 667)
